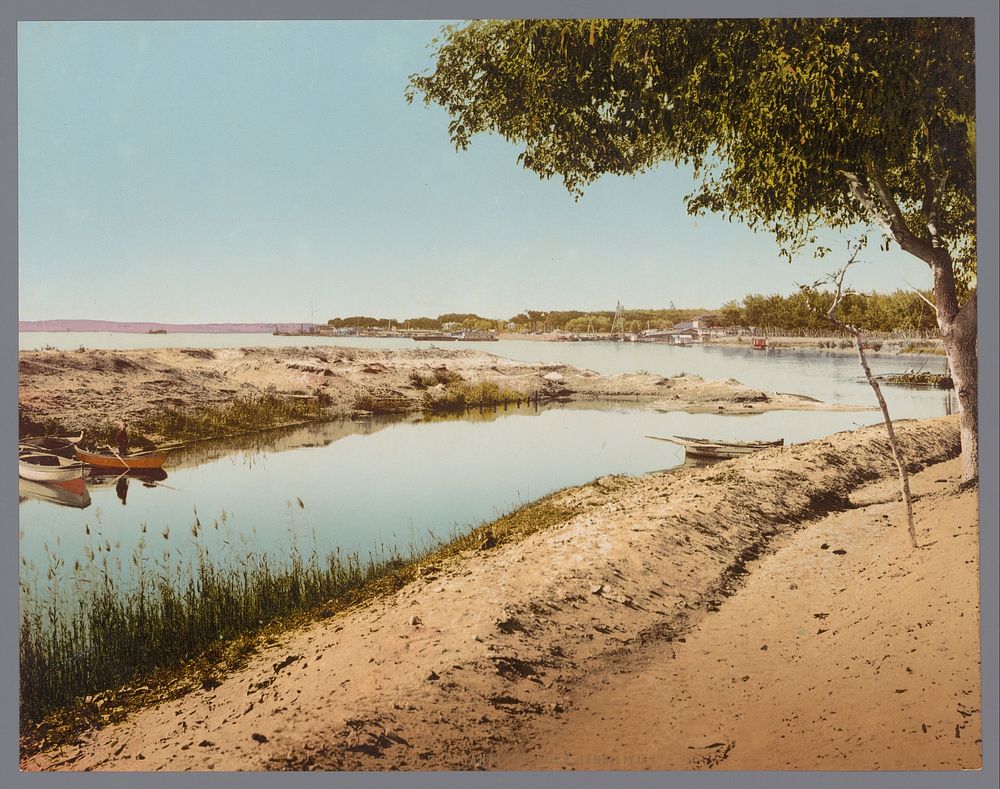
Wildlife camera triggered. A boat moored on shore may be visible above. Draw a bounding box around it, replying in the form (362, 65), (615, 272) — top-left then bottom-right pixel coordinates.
(647, 434), (784, 460)
(18, 449), (88, 482)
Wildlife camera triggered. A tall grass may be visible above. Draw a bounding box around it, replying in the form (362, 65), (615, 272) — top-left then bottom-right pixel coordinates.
(134, 394), (327, 443)
(22, 395), (328, 450)
(20, 492), (577, 737)
(20, 520), (408, 728)
(422, 380), (524, 413)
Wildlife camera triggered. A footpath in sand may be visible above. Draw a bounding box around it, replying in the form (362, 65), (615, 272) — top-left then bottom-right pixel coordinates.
(497, 452), (981, 770)
(23, 417), (980, 771)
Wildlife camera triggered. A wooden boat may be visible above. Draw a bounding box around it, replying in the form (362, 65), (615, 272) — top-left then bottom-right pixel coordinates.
(19, 476), (92, 509)
(646, 434), (784, 459)
(19, 431), (84, 459)
(75, 446), (170, 470)
(18, 450), (88, 482)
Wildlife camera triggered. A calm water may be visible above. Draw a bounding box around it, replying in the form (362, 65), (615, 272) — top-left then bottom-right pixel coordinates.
(19, 333), (950, 609)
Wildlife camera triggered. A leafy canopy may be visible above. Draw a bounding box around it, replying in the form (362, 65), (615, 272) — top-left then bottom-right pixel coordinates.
(408, 19), (975, 271)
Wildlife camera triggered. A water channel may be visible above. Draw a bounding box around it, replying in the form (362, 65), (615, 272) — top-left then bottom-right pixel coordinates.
(19, 334), (951, 611)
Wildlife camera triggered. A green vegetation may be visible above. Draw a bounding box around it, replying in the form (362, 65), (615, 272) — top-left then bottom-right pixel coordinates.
(20, 524), (391, 727)
(901, 341), (948, 356)
(326, 307), (707, 334)
(139, 395), (327, 439)
(19, 492), (579, 746)
(718, 289), (939, 335)
(20, 395), (331, 450)
(351, 392), (413, 414)
(882, 371), (953, 388)
(422, 380), (524, 412)
(408, 367), (465, 389)
(323, 295), (945, 337)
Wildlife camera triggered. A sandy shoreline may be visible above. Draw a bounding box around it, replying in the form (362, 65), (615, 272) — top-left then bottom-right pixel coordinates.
(18, 346), (862, 440)
(22, 416), (979, 772)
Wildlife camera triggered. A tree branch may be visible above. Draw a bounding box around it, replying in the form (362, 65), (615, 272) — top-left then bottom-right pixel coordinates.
(921, 169), (949, 248)
(864, 158), (942, 265)
(819, 241), (919, 549)
(840, 161), (940, 268)
(903, 280), (939, 316)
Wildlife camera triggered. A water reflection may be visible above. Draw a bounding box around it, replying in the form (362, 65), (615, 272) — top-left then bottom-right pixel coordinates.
(115, 476), (128, 505)
(18, 477), (92, 510)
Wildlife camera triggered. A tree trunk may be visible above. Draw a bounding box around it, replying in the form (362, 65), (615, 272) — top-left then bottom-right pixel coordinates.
(931, 266), (978, 481)
(847, 161), (978, 480)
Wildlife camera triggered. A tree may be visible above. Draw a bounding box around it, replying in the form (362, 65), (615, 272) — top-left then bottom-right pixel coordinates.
(408, 18), (978, 479)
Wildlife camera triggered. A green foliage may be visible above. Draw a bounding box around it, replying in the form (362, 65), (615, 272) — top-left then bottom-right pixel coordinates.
(134, 395), (325, 443)
(409, 19), (976, 268)
(399, 316), (443, 330)
(422, 380), (523, 412)
(327, 316), (394, 329)
(718, 288), (939, 334)
(329, 307), (707, 333)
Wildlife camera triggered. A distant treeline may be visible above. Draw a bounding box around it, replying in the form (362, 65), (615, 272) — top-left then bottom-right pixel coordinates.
(326, 291), (939, 334)
(720, 289), (939, 334)
(328, 308), (706, 333)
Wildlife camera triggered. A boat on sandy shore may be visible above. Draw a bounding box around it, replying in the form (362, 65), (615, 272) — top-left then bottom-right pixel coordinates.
(18, 449), (88, 482)
(19, 432), (84, 459)
(75, 447), (170, 471)
(646, 434), (784, 459)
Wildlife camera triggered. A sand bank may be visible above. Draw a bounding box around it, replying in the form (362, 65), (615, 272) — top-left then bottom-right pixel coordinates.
(18, 346), (859, 440)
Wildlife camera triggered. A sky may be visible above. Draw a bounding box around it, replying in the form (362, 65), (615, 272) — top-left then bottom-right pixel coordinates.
(17, 20), (935, 324)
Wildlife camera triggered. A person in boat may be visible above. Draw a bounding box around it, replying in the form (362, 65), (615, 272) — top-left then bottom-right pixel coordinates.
(114, 420), (129, 457)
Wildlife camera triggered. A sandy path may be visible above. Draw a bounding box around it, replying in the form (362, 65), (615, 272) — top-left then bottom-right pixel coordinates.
(497, 455), (981, 770)
(22, 417), (977, 772)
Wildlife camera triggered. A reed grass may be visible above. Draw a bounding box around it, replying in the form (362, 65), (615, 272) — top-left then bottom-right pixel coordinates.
(20, 523), (404, 729)
(422, 380), (524, 413)
(134, 395), (327, 443)
(351, 392), (413, 414)
(19, 492), (577, 744)
(21, 395), (330, 452)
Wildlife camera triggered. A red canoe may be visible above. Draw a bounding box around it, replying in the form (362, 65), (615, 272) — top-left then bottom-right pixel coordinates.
(75, 447), (170, 470)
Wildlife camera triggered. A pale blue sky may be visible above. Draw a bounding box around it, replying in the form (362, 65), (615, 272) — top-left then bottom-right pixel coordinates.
(18, 20), (932, 323)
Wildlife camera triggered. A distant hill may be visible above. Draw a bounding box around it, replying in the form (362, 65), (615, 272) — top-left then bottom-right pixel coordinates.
(18, 320), (314, 334)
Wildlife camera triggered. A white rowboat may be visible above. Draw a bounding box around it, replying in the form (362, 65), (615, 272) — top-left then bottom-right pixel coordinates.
(18, 450), (87, 483)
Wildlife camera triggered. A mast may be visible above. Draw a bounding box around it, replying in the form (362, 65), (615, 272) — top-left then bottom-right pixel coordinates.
(610, 301), (626, 341)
